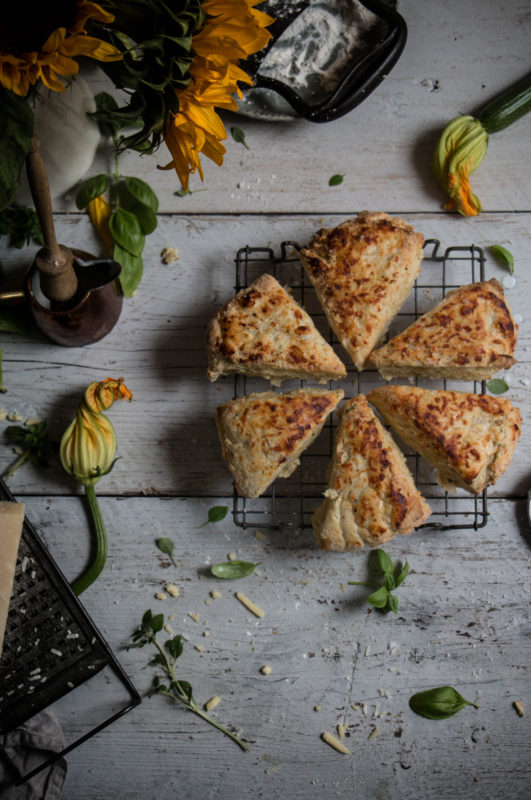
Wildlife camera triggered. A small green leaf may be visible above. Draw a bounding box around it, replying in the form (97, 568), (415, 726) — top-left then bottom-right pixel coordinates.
(376, 549), (394, 576)
(142, 609), (153, 628)
(230, 126), (250, 149)
(366, 585), (389, 609)
(156, 537), (178, 566)
(151, 613), (164, 633)
(174, 188), (192, 197)
(166, 635), (184, 660)
(486, 378), (509, 395)
(384, 572), (396, 592)
(395, 560), (410, 588)
(0, 86), (34, 211)
(75, 174), (109, 210)
(328, 174), (345, 186)
(489, 245), (514, 275)
(123, 177), (159, 212)
(113, 242), (143, 298)
(176, 680), (193, 702)
(109, 208), (145, 256)
(409, 686), (479, 720)
(210, 561), (261, 579)
(387, 592), (399, 614)
(201, 505), (229, 526)
(131, 203), (158, 235)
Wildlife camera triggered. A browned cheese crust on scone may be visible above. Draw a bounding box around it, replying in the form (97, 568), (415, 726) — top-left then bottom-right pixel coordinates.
(369, 278), (517, 380)
(216, 388), (344, 498)
(300, 212), (424, 371)
(368, 385), (521, 495)
(313, 395), (431, 551)
(206, 273), (346, 384)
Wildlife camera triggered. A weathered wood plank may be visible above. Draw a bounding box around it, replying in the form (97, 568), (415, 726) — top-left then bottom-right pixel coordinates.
(14, 495), (529, 800)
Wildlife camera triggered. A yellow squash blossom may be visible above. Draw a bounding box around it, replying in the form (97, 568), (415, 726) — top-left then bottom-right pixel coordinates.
(433, 115), (489, 217)
(60, 377), (132, 594)
(87, 195), (114, 253)
(0, 1), (122, 97)
(160, 0), (274, 190)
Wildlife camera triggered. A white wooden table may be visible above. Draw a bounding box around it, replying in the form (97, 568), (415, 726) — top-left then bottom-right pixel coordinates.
(1, 1), (530, 797)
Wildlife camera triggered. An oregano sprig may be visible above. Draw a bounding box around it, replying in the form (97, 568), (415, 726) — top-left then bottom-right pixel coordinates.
(3, 420), (54, 479)
(349, 549), (410, 614)
(130, 610), (248, 752)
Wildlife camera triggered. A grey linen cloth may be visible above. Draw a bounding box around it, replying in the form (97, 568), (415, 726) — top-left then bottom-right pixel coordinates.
(0, 710), (66, 799)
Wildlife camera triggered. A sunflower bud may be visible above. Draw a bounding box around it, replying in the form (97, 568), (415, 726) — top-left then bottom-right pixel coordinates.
(60, 377), (132, 487)
(433, 115), (488, 216)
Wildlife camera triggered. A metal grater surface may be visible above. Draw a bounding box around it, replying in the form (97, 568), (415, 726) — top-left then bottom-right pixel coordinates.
(231, 239), (489, 531)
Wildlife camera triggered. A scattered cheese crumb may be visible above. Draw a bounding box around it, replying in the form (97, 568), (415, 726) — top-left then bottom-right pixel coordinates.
(337, 723), (347, 739)
(260, 665), (272, 675)
(235, 592), (265, 618)
(164, 623), (174, 635)
(165, 584), (180, 597)
(339, 583), (345, 591)
(321, 731), (350, 755)
(364, 645), (371, 656)
(155, 592), (167, 601)
(351, 704), (359, 711)
(210, 590), (221, 600)
(161, 246), (179, 264)
(50, 648), (63, 657)
(514, 701), (524, 717)
(195, 644), (205, 652)
(25, 417), (42, 426)
(368, 727), (380, 740)
(205, 598), (212, 605)
(168, 614), (174, 621)
(205, 696), (220, 712)
(373, 705), (380, 718)
(362, 703), (368, 716)
(254, 530), (266, 541)
(314, 705), (321, 712)
(188, 612), (200, 622)
(0, 409), (6, 421)
(7, 412), (23, 422)
(203, 630), (210, 637)
(227, 552), (237, 561)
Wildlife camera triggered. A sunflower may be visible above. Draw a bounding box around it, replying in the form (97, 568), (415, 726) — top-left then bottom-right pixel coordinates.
(0, 0), (122, 97)
(160, 0), (274, 189)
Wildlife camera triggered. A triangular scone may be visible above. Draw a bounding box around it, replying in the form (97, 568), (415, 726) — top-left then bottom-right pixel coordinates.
(370, 279), (517, 380)
(207, 274), (346, 384)
(216, 388), (344, 498)
(313, 396), (431, 551)
(368, 385), (521, 495)
(300, 212), (424, 370)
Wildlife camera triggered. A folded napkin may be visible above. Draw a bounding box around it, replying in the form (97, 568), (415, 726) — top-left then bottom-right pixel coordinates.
(0, 710), (66, 799)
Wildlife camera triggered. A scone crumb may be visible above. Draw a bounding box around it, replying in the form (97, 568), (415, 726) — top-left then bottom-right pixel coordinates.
(164, 623), (174, 635)
(321, 731), (350, 755)
(194, 644), (206, 652)
(165, 583), (180, 597)
(314, 705), (321, 712)
(513, 700), (524, 717)
(337, 723), (347, 739)
(368, 727), (380, 740)
(260, 665), (272, 675)
(161, 247), (179, 264)
(205, 696), (221, 712)
(227, 552), (237, 561)
(188, 612), (200, 622)
(210, 590), (222, 599)
(155, 592), (167, 601)
(235, 592), (265, 618)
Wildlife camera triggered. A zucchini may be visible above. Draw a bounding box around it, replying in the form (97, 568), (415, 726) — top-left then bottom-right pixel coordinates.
(477, 72), (531, 133)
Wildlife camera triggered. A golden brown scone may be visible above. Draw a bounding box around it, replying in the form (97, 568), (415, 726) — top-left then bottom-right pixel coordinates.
(368, 385), (521, 494)
(207, 273), (346, 384)
(313, 395), (431, 551)
(300, 212), (424, 370)
(216, 388), (344, 498)
(369, 279), (517, 380)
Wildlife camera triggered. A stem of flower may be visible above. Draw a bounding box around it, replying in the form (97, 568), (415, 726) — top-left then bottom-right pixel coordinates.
(71, 484), (108, 595)
(2, 451), (30, 479)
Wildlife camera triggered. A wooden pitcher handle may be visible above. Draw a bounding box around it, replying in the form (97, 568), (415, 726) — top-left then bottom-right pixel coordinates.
(26, 135), (78, 304)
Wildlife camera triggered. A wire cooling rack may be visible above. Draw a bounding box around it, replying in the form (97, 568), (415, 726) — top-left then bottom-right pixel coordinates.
(231, 239), (488, 531)
(0, 478), (141, 785)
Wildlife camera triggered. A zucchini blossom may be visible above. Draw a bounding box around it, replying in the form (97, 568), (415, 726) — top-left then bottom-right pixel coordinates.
(60, 377), (132, 594)
(433, 115), (488, 216)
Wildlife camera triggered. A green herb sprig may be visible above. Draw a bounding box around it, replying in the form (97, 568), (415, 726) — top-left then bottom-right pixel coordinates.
(409, 686), (479, 719)
(130, 610), (248, 751)
(489, 244), (514, 275)
(0, 204), (44, 248)
(210, 560), (260, 579)
(328, 174), (345, 186)
(486, 378), (509, 395)
(349, 549), (409, 613)
(3, 420), (54, 479)
(230, 126), (250, 149)
(156, 537), (178, 567)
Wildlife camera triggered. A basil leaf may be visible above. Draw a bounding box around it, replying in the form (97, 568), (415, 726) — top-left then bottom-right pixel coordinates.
(75, 174), (109, 210)
(230, 126), (250, 149)
(123, 177), (159, 213)
(409, 686), (479, 720)
(366, 585), (389, 608)
(489, 245), (514, 275)
(395, 560), (410, 588)
(109, 208), (145, 256)
(113, 242), (143, 298)
(130, 203), (157, 235)
(201, 505), (229, 526)
(376, 548), (394, 576)
(210, 561), (260, 580)
(486, 378), (509, 395)
(156, 537), (175, 557)
(328, 174), (344, 186)
(384, 572), (396, 592)
(0, 86), (34, 211)
(387, 592), (398, 614)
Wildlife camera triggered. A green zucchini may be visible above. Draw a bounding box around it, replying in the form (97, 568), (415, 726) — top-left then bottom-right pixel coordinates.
(477, 72), (531, 133)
